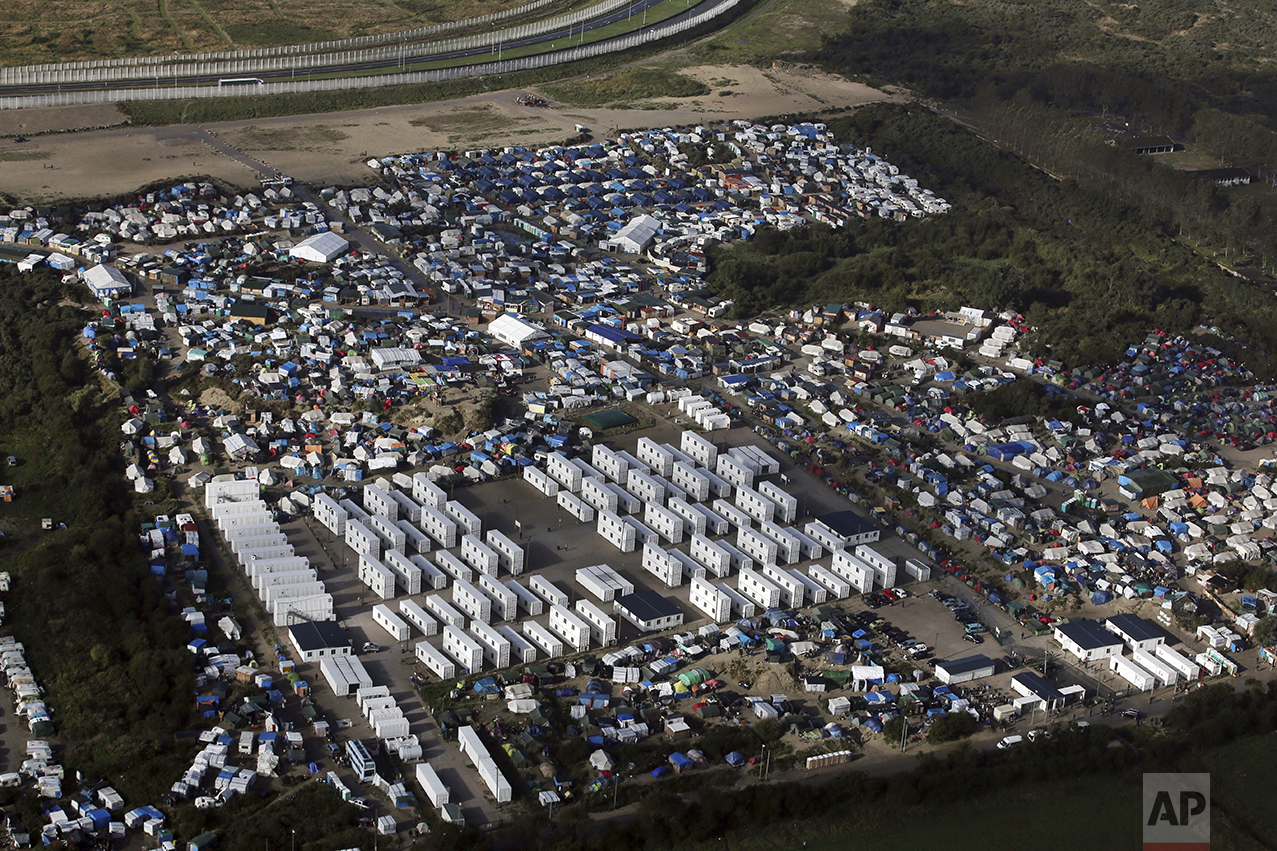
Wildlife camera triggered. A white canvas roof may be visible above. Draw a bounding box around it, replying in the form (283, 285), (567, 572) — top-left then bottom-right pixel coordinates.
(84, 264), (130, 294)
(288, 232), (349, 263)
(488, 313), (548, 348)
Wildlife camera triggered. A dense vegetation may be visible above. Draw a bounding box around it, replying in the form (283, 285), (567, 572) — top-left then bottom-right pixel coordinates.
(542, 68), (709, 107)
(0, 266), (193, 799)
(817, 0), (1277, 272)
(707, 103), (1277, 375)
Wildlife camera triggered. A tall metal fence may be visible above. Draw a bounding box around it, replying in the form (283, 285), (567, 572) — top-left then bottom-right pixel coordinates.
(0, 0), (737, 111)
(1, 0), (644, 87)
(0, 0), (559, 80)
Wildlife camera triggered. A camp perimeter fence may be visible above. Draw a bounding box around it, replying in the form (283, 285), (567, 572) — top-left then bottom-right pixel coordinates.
(0, 0), (562, 82)
(0, 0), (640, 88)
(0, 0), (740, 111)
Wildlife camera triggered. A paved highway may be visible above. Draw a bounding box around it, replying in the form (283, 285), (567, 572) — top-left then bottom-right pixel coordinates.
(0, 0), (721, 97)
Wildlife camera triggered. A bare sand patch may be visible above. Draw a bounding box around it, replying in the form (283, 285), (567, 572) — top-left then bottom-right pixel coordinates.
(0, 62), (894, 202)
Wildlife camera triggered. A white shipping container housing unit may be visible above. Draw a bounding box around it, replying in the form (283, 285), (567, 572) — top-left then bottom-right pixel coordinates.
(365, 511), (403, 549)
(272, 595), (335, 626)
(626, 470), (665, 506)
(762, 563), (805, 608)
(218, 512), (275, 533)
(415, 640), (457, 679)
(412, 473), (448, 511)
(398, 599), (439, 636)
(716, 454), (755, 491)
(262, 582), (329, 612)
(717, 583), (756, 619)
(310, 493), (347, 532)
(433, 550), (473, 584)
(387, 488), (423, 523)
(522, 620), (565, 658)
(602, 481), (640, 514)
(320, 656), (374, 697)
(737, 568), (783, 610)
(804, 521), (846, 553)
(701, 468), (733, 499)
(252, 568), (318, 594)
(830, 550), (875, 593)
(372, 605), (411, 643)
(460, 534), (499, 577)
(204, 478), (260, 508)
(757, 481), (799, 524)
(424, 594), (467, 629)
(478, 573), (517, 622)
(642, 543), (682, 588)
(592, 445), (629, 486)
(680, 431), (718, 468)
(523, 465), (560, 497)
(452, 578), (493, 624)
(736, 444), (779, 475)
(225, 525), (279, 545)
(444, 501), (481, 537)
(358, 553), (397, 600)
(340, 498), (373, 527)
(469, 620), (512, 669)
(345, 519), (381, 558)
(1154, 643), (1201, 681)
(530, 575), (568, 607)
(855, 543), (898, 589)
(485, 530), (525, 575)
(644, 502), (685, 545)
(546, 452), (583, 493)
(236, 543), (294, 563)
(757, 520), (802, 565)
(716, 538), (754, 574)
(230, 531), (289, 553)
(735, 485), (777, 525)
(419, 506), (459, 549)
(576, 564), (634, 602)
(1131, 647), (1181, 688)
(713, 499), (754, 532)
(457, 726), (512, 804)
(363, 483), (398, 522)
(382, 549), (424, 595)
(597, 509), (637, 553)
(788, 569), (828, 605)
(442, 624), (484, 674)
(738, 526), (779, 567)
(501, 580), (542, 617)
(558, 490), (596, 522)
(415, 763), (450, 807)
(691, 502), (730, 536)
(395, 519), (432, 554)
(689, 534), (732, 578)
(548, 604), (591, 651)
(667, 549), (703, 584)
(580, 477), (618, 514)
(637, 437), (674, 477)
(211, 499), (269, 521)
(809, 565), (851, 599)
(575, 599), (617, 646)
(245, 555), (309, 582)
(689, 576), (732, 622)
(579, 472), (618, 513)
(1109, 654), (1157, 692)
(409, 554), (449, 590)
(497, 625), (538, 664)
(665, 497), (707, 536)
(787, 527), (824, 561)
(671, 461), (711, 502)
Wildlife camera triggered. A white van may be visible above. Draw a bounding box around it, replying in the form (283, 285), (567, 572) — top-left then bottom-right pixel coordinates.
(996, 735), (1024, 750)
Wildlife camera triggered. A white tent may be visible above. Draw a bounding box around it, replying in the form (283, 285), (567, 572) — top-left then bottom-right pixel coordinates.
(84, 264), (131, 299)
(487, 314), (549, 348)
(288, 232), (349, 263)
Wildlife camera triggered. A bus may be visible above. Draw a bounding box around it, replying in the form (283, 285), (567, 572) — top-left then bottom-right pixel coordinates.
(217, 77), (265, 88)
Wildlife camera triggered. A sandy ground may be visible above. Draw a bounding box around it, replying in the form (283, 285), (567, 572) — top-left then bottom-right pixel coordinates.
(0, 62), (895, 203)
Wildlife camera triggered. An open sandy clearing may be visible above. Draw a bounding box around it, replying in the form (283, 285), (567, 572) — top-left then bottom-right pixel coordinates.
(0, 62), (894, 203)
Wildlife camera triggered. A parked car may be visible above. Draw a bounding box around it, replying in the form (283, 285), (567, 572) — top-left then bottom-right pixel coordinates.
(962, 634), (984, 644)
